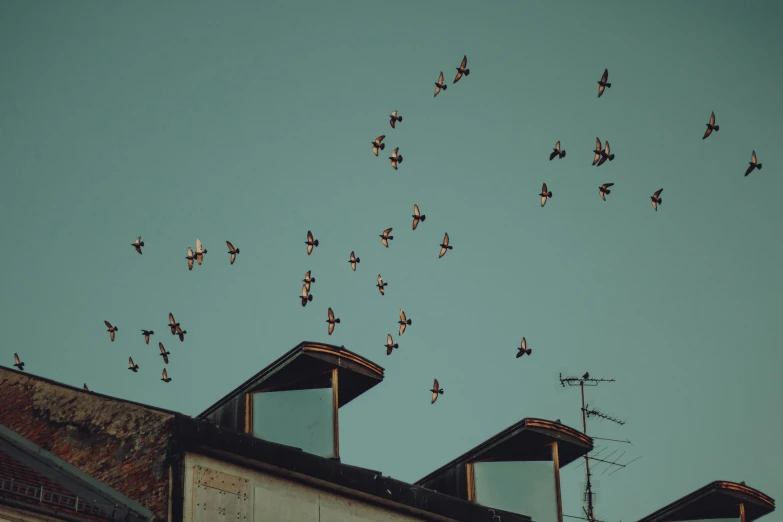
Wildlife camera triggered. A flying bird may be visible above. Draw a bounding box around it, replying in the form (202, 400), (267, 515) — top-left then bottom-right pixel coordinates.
(83, 384), (89, 391)
(438, 233), (452, 258)
(104, 321), (118, 342)
(226, 241), (240, 265)
(371, 135), (386, 156)
(376, 274), (388, 296)
(195, 238), (207, 265)
(300, 284), (314, 307)
(549, 141), (566, 161)
(540, 183), (553, 207)
(128, 357), (139, 372)
(599, 183), (615, 201)
(597, 69), (611, 97)
(745, 151), (762, 176)
(349, 251), (360, 271)
(516, 338), (532, 358)
(141, 329), (154, 345)
(175, 324), (187, 342)
(389, 111), (402, 129)
(185, 247), (195, 271)
(161, 368), (171, 383)
(384, 334), (399, 356)
(326, 307), (341, 335)
(434, 71), (447, 97)
(593, 137), (603, 166)
(303, 270), (316, 292)
(131, 236), (144, 255)
(703, 112), (719, 140)
(380, 228), (394, 248)
(167, 313), (180, 335)
(430, 379), (444, 404)
(597, 141), (615, 166)
(159, 342), (170, 364)
(412, 204), (426, 230)
(305, 231), (319, 255)
(389, 147), (403, 170)
(398, 309), (412, 336)
(13, 353), (24, 371)
(651, 188), (663, 211)
(453, 55), (470, 83)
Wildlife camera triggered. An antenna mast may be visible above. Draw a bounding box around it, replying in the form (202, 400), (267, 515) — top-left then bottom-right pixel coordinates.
(559, 372), (624, 522)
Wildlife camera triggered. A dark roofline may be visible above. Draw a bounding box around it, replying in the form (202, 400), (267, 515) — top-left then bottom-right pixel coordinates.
(415, 417), (593, 486)
(197, 341), (385, 418)
(0, 423), (153, 522)
(637, 481), (776, 522)
(170, 414), (532, 522)
(0, 366), (179, 416)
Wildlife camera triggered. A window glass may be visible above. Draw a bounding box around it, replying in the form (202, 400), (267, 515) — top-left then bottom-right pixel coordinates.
(473, 460), (557, 522)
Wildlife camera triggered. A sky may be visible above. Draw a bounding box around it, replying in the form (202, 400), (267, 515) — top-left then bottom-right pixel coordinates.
(1, 1), (782, 521)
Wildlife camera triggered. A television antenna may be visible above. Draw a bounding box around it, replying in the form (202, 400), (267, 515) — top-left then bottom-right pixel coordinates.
(559, 372), (640, 522)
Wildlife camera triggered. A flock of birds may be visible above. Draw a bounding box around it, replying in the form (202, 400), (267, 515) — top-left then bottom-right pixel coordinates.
(8, 57), (768, 408)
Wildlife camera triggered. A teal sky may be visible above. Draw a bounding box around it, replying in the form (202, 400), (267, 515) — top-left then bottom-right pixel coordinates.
(1, 1), (782, 521)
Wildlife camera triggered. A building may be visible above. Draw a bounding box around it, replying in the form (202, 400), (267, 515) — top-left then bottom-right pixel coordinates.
(0, 422), (151, 522)
(0, 341), (777, 522)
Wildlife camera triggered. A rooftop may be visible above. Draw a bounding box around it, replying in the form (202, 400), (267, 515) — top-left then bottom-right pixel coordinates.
(637, 480), (776, 522)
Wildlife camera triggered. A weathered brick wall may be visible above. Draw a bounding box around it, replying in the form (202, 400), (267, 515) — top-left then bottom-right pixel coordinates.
(0, 367), (175, 521)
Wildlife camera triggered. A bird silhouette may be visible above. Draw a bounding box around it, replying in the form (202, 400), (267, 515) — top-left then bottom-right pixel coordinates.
(167, 313), (180, 335)
(195, 238), (208, 265)
(380, 228), (394, 248)
(185, 247), (195, 271)
(376, 274), (388, 296)
(326, 307), (341, 335)
(597, 69), (611, 97)
(453, 56), (470, 84)
(550, 141), (566, 161)
(371, 135), (386, 156)
(384, 334), (399, 356)
(226, 241), (240, 265)
(141, 329), (154, 345)
(651, 188), (663, 211)
(104, 321), (118, 342)
(389, 147), (403, 170)
(131, 236), (144, 255)
(128, 357), (139, 373)
(745, 151), (762, 177)
(389, 111), (402, 128)
(430, 379), (444, 404)
(161, 368), (171, 383)
(159, 342), (170, 364)
(703, 111), (719, 140)
(434, 71), (447, 97)
(516, 338), (532, 358)
(300, 284), (314, 307)
(398, 309), (412, 336)
(13, 353), (24, 371)
(305, 231), (319, 255)
(412, 204), (426, 230)
(439, 233), (452, 258)
(349, 251), (360, 271)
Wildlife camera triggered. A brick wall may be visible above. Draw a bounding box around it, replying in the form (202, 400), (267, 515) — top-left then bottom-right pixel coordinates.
(0, 367), (176, 521)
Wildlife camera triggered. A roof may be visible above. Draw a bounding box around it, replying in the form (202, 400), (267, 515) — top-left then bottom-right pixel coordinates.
(0, 423), (153, 522)
(171, 414), (533, 522)
(0, 365), (179, 416)
(415, 417), (593, 497)
(198, 341), (385, 419)
(637, 481), (776, 522)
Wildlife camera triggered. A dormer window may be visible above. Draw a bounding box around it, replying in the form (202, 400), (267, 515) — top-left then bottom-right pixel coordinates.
(249, 370), (338, 458)
(198, 343), (385, 461)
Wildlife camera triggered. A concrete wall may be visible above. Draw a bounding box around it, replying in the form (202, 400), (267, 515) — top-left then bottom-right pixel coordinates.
(0, 368), (174, 521)
(183, 453), (432, 522)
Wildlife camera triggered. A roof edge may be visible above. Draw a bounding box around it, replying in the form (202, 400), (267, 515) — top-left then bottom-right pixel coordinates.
(637, 480), (776, 522)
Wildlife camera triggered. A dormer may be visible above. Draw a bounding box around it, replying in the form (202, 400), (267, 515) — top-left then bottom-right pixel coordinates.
(638, 481), (775, 522)
(415, 418), (593, 522)
(197, 342), (384, 460)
